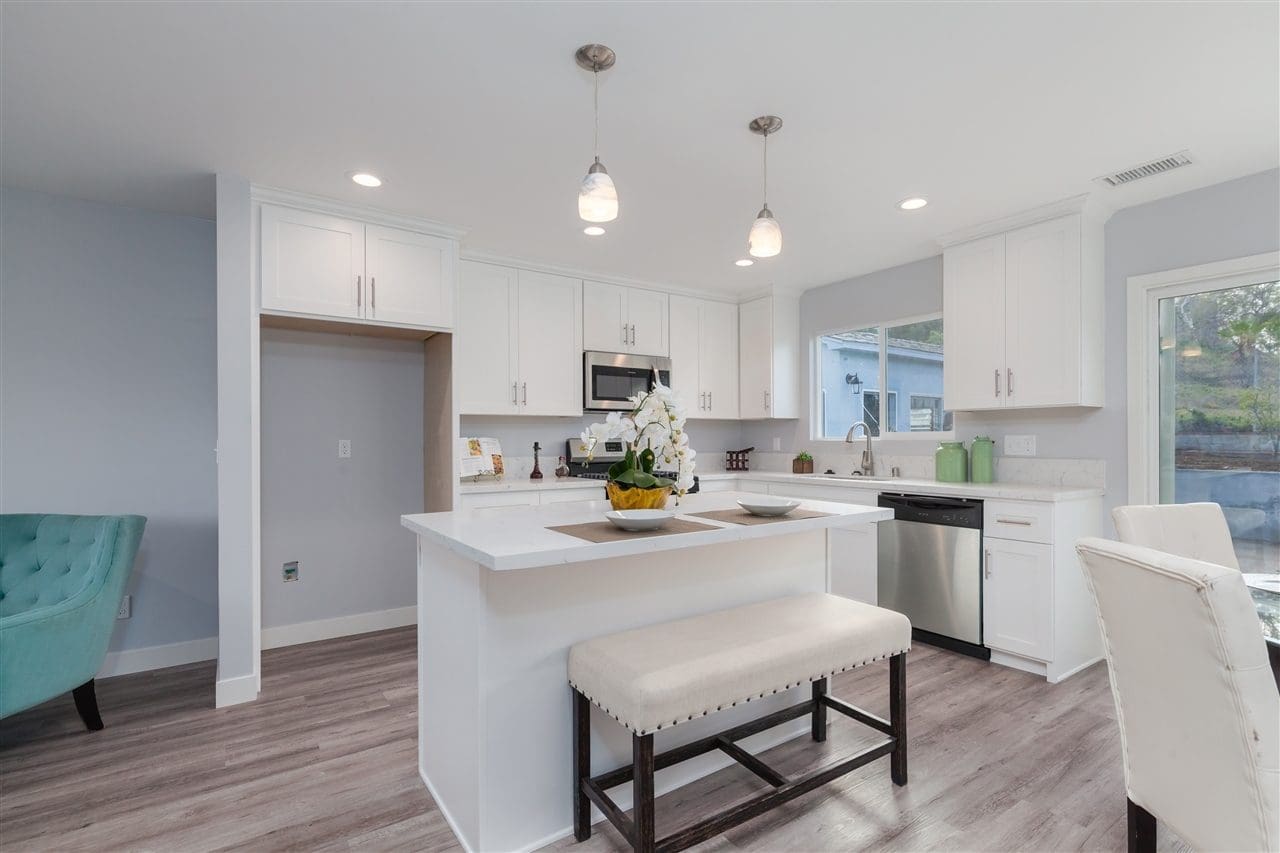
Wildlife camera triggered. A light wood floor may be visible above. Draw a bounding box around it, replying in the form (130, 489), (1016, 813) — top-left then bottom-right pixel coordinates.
(0, 627), (1185, 852)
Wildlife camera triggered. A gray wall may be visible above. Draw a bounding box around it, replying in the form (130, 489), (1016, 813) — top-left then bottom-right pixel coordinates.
(0, 187), (218, 652)
(260, 329), (422, 629)
(745, 169), (1280, 529)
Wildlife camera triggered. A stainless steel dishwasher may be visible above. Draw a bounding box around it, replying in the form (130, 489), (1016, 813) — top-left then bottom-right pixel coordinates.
(877, 493), (989, 659)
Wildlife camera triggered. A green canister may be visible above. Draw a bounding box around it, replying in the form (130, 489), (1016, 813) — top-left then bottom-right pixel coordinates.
(970, 436), (995, 483)
(935, 441), (968, 483)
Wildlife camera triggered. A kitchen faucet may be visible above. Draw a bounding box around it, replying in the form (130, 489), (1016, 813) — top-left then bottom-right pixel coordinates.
(845, 421), (874, 476)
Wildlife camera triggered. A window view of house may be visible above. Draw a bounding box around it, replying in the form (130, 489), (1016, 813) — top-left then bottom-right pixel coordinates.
(818, 318), (950, 437)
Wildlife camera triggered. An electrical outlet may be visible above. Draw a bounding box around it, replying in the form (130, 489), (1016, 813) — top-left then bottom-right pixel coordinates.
(338, 439), (352, 459)
(1004, 435), (1037, 457)
(116, 594), (131, 620)
(283, 561), (299, 582)
(772, 437), (782, 451)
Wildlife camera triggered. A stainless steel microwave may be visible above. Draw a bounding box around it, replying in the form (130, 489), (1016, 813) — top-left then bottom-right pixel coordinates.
(583, 351), (672, 412)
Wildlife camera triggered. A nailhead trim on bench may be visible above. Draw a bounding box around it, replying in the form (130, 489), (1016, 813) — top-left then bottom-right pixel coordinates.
(569, 647), (910, 735)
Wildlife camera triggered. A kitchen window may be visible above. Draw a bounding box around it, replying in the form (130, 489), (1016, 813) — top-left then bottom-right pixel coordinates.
(816, 315), (951, 439)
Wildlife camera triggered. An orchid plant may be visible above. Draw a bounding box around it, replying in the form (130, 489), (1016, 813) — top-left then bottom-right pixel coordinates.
(579, 376), (697, 497)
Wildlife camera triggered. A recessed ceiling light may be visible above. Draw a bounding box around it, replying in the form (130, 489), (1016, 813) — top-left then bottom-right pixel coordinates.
(583, 225), (606, 236)
(735, 258), (754, 267)
(898, 197), (928, 210)
(350, 172), (383, 188)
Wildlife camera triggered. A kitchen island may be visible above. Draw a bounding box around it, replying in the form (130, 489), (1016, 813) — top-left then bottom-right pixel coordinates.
(401, 491), (891, 852)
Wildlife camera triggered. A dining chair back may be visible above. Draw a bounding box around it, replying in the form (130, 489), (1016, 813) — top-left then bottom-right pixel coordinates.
(1112, 502), (1240, 569)
(1075, 537), (1277, 852)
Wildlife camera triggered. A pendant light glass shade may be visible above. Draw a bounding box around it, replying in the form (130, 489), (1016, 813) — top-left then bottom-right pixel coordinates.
(748, 207), (781, 258)
(579, 161), (618, 223)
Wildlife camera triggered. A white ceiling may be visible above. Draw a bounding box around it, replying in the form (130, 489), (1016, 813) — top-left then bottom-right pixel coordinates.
(2, 2), (1277, 295)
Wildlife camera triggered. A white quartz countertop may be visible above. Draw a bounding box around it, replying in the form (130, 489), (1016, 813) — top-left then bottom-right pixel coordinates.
(459, 471), (1103, 502)
(403, 491), (891, 572)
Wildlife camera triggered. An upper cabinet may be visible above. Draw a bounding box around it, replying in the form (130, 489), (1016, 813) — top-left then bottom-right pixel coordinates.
(259, 202), (457, 331)
(456, 261), (583, 417)
(942, 206), (1104, 411)
(670, 295), (739, 419)
(582, 281), (669, 356)
(739, 294), (799, 419)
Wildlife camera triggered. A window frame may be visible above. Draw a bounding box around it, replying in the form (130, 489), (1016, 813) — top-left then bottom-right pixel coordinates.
(811, 311), (954, 442)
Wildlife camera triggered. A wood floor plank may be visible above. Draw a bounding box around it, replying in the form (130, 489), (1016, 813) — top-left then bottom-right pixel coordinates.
(1, 629), (1186, 851)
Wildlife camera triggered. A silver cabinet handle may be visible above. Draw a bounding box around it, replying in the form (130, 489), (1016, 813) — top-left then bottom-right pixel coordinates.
(994, 369), (1000, 397)
(371, 276), (376, 314)
(512, 383), (518, 404)
(699, 392), (706, 410)
(708, 391), (712, 410)
(356, 275), (362, 308)
(521, 382), (527, 405)
(1007, 368), (1014, 395)
(622, 323), (628, 345)
(764, 389), (770, 410)
(995, 517), (1033, 526)
(630, 324), (636, 346)
(984, 550), (992, 579)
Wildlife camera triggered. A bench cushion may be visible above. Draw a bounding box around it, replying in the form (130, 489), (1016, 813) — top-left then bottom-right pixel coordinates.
(568, 593), (911, 735)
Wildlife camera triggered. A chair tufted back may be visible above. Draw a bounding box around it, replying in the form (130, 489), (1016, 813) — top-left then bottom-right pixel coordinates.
(1112, 502), (1240, 570)
(0, 515), (120, 619)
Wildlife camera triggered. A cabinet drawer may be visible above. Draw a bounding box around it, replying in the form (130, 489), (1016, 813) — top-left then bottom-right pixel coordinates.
(984, 500), (1053, 543)
(458, 491), (538, 511)
(695, 478), (740, 493)
(539, 486), (605, 504)
(767, 482), (879, 506)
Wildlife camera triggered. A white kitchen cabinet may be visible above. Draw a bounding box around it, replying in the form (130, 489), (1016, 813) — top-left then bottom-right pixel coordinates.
(942, 207), (1104, 411)
(582, 281), (668, 356)
(364, 224), (454, 328)
(260, 205), (364, 319)
(983, 537), (1053, 661)
(670, 295), (739, 419)
(738, 295), (799, 419)
(259, 203), (456, 331)
(765, 481), (879, 605)
(456, 261), (582, 417)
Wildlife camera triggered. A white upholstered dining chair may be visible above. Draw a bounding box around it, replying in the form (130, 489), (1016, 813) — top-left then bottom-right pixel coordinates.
(1112, 501), (1240, 569)
(1075, 537), (1278, 852)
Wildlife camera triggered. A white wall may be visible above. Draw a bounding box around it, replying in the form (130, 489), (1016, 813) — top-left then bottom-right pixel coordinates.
(0, 187), (218, 653)
(260, 329), (422, 630)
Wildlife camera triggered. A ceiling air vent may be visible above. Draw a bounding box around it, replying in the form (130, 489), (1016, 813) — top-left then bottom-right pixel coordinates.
(1095, 151), (1192, 188)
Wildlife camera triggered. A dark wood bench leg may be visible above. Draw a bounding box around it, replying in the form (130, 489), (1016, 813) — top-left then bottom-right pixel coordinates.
(811, 677), (827, 742)
(72, 679), (104, 731)
(1127, 798), (1156, 853)
(573, 690), (591, 842)
(633, 733), (655, 853)
(889, 653), (906, 786)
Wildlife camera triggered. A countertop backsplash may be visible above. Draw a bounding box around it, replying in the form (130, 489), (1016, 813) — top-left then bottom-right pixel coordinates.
(746, 449), (1106, 489)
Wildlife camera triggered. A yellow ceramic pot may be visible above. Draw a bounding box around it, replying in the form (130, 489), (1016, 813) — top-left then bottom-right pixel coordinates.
(606, 481), (671, 511)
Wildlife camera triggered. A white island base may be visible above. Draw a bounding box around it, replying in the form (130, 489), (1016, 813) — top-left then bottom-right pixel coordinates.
(404, 492), (890, 853)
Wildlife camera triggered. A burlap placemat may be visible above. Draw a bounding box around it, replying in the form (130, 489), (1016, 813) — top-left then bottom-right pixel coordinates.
(548, 518), (721, 543)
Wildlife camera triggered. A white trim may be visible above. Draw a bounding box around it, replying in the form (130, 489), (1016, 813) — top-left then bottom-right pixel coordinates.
(1125, 251), (1280, 504)
(251, 184), (468, 240)
(215, 672), (260, 708)
(936, 193), (1111, 247)
(418, 767), (476, 853)
(98, 636), (218, 679)
(261, 606), (417, 650)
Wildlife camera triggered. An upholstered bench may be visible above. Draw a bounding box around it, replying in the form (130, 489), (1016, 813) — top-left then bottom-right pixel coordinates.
(568, 593), (911, 853)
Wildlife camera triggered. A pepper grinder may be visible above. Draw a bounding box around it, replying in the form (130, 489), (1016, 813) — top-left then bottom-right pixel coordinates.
(530, 441), (544, 480)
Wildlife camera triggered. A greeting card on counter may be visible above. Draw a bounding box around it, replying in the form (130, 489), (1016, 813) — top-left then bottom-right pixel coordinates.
(459, 437), (504, 480)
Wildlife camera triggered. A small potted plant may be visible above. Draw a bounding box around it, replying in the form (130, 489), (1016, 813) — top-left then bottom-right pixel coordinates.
(579, 375), (696, 510)
(792, 451), (814, 474)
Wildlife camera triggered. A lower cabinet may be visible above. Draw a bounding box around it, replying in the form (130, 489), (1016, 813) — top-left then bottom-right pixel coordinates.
(458, 486), (602, 511)
(762, 481), (879, 604)
(982, 537), (1054, 661)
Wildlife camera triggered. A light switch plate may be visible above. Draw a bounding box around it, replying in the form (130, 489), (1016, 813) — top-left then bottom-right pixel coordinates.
(338, 439), (352, 459)
(116, 594), (131, 620)
(1004, 435), (1037, 457)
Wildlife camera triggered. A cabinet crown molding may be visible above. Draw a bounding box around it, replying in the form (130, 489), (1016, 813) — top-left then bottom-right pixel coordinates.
(251, 184), (468, 240)
(935, 194), (1111, 248)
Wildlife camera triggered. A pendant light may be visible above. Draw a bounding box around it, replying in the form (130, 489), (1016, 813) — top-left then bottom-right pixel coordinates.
(576, 44), (618, 224)
(747, 115), (783, 258)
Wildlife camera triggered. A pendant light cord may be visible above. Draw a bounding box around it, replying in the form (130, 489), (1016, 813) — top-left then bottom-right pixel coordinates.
(762, 130), (768, 207)
(593, 69), (600, 162)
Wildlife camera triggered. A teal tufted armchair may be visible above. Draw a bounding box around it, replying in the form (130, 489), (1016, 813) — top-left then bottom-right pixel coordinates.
(0, 514), (146, 729)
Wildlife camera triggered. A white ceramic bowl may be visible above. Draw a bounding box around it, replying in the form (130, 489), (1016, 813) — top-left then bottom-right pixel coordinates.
(737, 498), (801, 517)
(605, 509), (676, 532)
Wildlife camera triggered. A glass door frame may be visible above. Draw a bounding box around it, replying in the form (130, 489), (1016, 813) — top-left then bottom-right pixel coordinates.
(1126, 251), (1280, 504)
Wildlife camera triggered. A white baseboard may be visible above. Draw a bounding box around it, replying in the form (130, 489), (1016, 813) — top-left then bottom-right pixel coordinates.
(419, 765), (476, 853)
(261, 605), (417, 650)
(215, 671), (259, 707)
(98, 636), (218, 679)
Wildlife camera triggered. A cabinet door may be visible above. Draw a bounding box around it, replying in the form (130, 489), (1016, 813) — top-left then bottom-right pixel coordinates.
(582, 281), (628, 352)
(1004, 216), (1082, 408)
(699, 299), (739, 418)
(626, 288), (669, 356)
(456, 262), (518, 415)
(365, 224), (454, 329)
(830, 526), (878, 605)
(260, 204), (364, 318)
(943, 235), (1006, 410)
(738, 297), (772, 419)
(668, 295), (703, 414)
(983, 538), (1053, 661)
(517, 271), (583, 416)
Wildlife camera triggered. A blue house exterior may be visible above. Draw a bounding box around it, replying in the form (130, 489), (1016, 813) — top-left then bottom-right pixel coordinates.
(819, 332), (948, 437)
